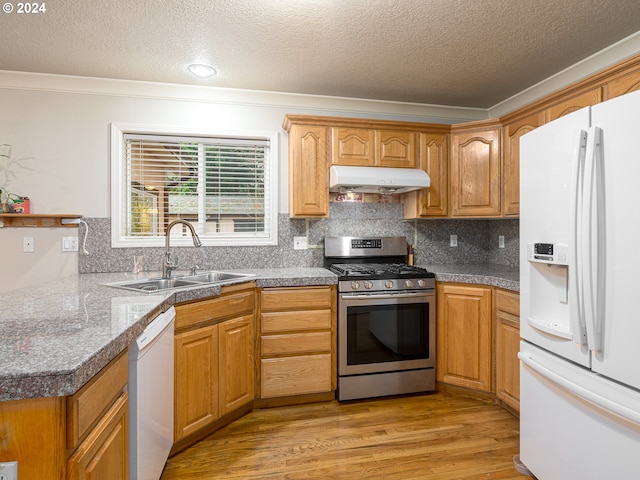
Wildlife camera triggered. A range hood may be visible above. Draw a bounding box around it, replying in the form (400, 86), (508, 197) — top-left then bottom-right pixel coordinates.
(329, 165), (430, 194)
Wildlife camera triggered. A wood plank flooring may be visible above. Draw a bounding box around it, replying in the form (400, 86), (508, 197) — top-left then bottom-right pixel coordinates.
(161, 391), (533, 480)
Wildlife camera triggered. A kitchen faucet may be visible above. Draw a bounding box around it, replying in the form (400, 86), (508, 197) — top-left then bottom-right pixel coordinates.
(162, 220), (202, 278)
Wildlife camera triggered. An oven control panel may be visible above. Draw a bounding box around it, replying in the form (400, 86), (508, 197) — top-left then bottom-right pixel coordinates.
(340, 277), (435, 293)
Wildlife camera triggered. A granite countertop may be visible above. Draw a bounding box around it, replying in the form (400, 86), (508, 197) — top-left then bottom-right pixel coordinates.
(420, 263), (520, 292)
(0, 264), (518, 402)
(0, 268), (338, 402)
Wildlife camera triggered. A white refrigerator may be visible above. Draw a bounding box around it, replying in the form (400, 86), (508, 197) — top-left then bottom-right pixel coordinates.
(519, 89), (640, 479)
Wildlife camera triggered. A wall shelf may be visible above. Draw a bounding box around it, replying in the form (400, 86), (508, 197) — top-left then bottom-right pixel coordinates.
(0, 214), (82, 228)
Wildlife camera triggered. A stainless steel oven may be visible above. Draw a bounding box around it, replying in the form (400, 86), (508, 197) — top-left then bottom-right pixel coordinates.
(325, 236), (437, 401)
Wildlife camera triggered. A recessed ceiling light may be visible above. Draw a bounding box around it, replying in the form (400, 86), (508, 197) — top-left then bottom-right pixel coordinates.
(188, 64), (217, 78)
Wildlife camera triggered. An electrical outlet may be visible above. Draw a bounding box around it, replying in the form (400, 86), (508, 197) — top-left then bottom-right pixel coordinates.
(293, 236), (308, 250)
(450, 234), (457, 247)
(499, 235), (505, 248)
(0, 460), (18, 480)
(62, 236), (79, 252)
(23, 236), (34, 253)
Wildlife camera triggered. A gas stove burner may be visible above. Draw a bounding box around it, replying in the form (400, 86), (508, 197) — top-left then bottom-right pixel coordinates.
(329, 263), (434, 279)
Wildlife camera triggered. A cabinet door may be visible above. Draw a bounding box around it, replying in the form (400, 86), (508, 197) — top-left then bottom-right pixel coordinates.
(436, 284), (492, 391)
(450, 127), (501, 217)
(375, 130), (417, 167)
(219, 314), (255, 416)
(67, 393), (128, 480)
(545, 87), (602, 122)
(496, 315), (520, 411)
(404, 132), (448, 218)
(331, 127), (374, 166)
(603, 65), (640, 100)
(174, 325), (219, 441)
(502, 111), (544, 217)
(288, 124), (329, 218)
(495, 289), (520, 411)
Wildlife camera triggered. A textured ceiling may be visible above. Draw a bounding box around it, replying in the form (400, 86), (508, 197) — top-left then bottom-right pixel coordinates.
(1, 0), (640, 108)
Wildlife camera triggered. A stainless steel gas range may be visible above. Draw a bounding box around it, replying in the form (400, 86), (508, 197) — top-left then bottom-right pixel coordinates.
(325, 236), (436, 401)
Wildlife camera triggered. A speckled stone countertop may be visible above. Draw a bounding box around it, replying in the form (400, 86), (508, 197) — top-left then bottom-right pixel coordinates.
(0, 268), (337, 402)
(420, 264), (520, 292)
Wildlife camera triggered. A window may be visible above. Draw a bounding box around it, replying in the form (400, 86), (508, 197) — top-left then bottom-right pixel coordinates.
(111, 123), (278, 247)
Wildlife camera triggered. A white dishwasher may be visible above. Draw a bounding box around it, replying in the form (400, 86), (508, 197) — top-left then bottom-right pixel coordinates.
(128, 306), (175, 480)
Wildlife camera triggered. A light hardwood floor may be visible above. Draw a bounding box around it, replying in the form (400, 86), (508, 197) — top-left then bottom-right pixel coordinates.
(161, 391), (533, 480)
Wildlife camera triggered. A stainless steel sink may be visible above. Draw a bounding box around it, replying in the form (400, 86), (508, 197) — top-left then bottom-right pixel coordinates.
(180, 272), (250, 283)
(106, 271), (255, 293)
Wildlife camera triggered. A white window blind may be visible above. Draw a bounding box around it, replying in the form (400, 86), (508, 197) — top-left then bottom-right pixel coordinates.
(111, 125), (278, 247)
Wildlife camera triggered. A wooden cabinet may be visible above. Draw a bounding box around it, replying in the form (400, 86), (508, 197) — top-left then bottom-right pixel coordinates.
(283, 120), (330, 218)
(450, 120), (502, 217)
(495, 289), (520, 412)
(259, 286), (336, 401)
(0, 352), (128, 479)
(331, 127), (416, 167)
(403, 131), (449, 218)
(375, 130), (417, 167)
(219, 314), (255, 416)
(544, 87), (602, 122)
(174, 284), (255, 443)
(331, 127), (374, 166)
(67, 393), (128, 480)
(603, 63), (640, 100)
(500, 110), (545, 217)
(174, 324), (219, 440)
(436, 283), (493, 392)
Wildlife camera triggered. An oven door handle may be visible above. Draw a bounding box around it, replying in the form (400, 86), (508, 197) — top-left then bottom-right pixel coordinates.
(340, 292), (432, 300)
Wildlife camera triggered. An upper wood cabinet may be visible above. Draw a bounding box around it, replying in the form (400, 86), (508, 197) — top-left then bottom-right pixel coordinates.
(331, 127), (416, 167)
(375, 130), (417, 167)
(603, 63), (640, 100)
(283, 119), (330, 218)
(403, 131), (449, 218)
(544, 87), (602, 122)
(500, 110), (545, 217)
(331, 127), (374, 166)
(450, 120), (502, 217)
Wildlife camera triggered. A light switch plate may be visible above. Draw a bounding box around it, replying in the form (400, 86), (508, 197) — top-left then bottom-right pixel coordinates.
(62, 236), (79, 252)
(450, 234), (457, 247)
(499, 235), (505, 248)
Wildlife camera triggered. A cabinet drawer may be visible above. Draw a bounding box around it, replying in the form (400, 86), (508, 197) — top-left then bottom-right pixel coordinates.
(495, 289), (520, 316)
(66, 351), (128, 450)
(261, 287), (333, 311)
(261, 309), (332, 333)
(262, 332), (331, 356)
(176, 290), (254, 330)
(261, 354), (332, 398)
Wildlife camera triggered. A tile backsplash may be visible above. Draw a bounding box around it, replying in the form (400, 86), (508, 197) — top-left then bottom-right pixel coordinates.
(79, 203), (518, 274)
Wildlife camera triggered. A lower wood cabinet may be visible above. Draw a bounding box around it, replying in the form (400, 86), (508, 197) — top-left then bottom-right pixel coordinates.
(0, 352), (129, 479)
(436, 283), (493, 392)
(173, 284), (255, 444)
(259, 286), (336, 401)
(495, 289), (521, 412)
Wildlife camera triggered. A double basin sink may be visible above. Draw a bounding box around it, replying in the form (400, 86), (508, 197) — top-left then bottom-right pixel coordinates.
(107, 271), (255, 293)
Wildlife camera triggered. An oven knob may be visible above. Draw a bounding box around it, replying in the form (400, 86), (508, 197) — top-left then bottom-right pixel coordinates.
(418, 279), (426, 287)
(351, 281), (361, 290)
(385, 280), (394, 289)
(405, 279), (415, 288)
(364, 281), (374, 289)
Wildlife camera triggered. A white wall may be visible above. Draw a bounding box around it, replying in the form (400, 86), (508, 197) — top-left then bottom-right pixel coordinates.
(0, 74), (482, 292)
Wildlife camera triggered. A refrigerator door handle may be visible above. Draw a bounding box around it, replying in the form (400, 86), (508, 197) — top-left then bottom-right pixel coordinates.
(569, 130), (588, 345)
(518, 352), (640, 426)
(583, 127), (604, 352)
